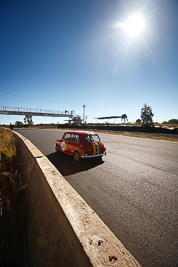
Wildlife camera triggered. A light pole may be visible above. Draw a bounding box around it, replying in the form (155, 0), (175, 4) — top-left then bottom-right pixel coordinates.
(83, 104), (86, 123)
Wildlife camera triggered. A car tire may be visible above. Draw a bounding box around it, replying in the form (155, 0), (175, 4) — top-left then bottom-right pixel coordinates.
(73, 151), (81, 162)
(55, 144), (60, 153)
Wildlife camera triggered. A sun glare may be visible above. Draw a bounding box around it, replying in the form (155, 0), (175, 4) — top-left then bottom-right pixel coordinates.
(113, 11), (157, 67)
(124, 13), (145, 37)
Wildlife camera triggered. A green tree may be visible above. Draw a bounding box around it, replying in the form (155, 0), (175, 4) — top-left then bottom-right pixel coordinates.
(136, 119), (141, 124)
(141, 103), (154, 126)
(15, 121), (24, 127)
(24, 115), (33, 126)
(121, 114), (128, 123)
(168, 119), (178, 124)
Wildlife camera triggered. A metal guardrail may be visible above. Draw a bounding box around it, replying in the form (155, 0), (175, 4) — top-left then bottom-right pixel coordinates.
(0, 105), (73, 117)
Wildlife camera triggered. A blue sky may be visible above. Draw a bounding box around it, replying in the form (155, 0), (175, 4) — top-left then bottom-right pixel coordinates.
(0, 0), (178, 125)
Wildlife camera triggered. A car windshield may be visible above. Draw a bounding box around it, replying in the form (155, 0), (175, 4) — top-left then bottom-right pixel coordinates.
(83, 134), (100, 143)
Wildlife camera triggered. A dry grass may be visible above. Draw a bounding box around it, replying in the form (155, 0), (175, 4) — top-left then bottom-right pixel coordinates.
(0, 127), (21, 215)
(0, 128), (16, 159)
(100, 130), (178, 142)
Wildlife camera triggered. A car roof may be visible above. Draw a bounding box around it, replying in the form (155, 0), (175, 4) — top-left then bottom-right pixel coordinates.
(63, 131), (97, 135)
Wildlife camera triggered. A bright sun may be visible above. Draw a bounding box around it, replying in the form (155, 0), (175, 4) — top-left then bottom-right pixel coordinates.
(124, 13), (145, 37)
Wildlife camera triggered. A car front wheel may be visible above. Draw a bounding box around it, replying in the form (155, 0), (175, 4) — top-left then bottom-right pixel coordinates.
(55, 144), (60, 153)
(73, 151), (81, 162)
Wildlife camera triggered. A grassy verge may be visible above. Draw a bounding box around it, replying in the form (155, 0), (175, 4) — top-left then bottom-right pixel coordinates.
(0, 127), (25, 266)
(109, 131), (178, 142)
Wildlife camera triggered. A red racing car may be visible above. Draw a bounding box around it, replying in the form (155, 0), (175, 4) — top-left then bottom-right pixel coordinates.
(55, 131), (106, 162)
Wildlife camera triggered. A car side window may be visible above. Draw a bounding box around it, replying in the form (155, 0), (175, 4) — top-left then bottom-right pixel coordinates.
(63, 133), (79, 143)
(73, 134), (79, 143)
(69, 134), (79, 142)
(63, 133), (70, 141)
(70, 134), (74, 141)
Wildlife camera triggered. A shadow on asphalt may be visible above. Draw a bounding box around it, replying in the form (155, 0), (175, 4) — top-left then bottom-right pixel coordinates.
(47, 152), (104, 176)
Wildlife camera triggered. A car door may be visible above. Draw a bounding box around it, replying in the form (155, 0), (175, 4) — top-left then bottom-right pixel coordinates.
(67, 134), (80, 155)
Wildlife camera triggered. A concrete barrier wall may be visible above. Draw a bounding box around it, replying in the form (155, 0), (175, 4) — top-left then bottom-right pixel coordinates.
(13, 131), (141, 267)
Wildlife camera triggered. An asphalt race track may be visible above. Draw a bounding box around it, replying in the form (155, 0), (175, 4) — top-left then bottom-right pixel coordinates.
(15, 128), (178, 267)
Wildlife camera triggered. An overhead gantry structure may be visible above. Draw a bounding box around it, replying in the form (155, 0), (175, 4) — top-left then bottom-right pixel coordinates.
(0, 105), (74, 119)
